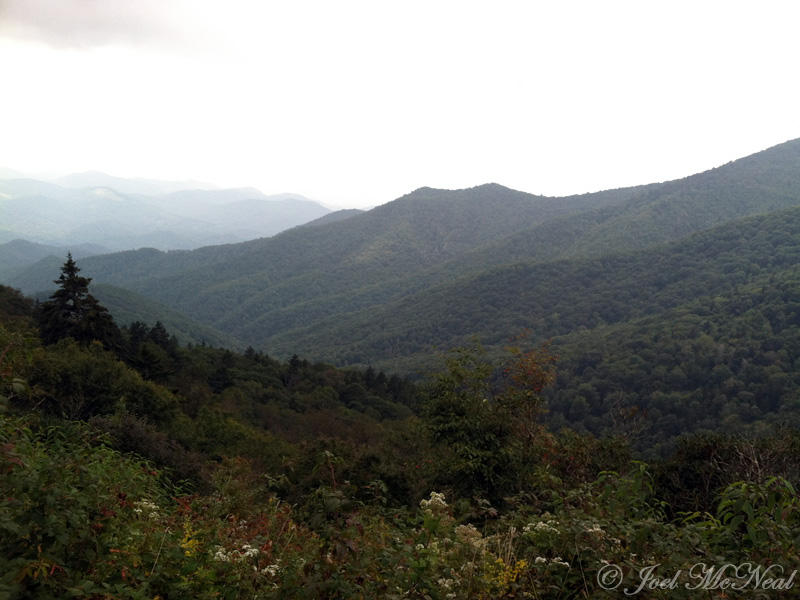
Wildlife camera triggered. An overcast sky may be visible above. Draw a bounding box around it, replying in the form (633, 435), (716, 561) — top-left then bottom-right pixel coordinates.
(1, 0), (799, 209)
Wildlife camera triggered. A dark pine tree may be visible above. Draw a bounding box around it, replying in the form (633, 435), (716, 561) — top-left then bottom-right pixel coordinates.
(37, 253), (121, 349)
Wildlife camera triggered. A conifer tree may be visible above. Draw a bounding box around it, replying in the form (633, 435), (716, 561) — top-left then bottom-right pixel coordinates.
(37, 253), (120, 348)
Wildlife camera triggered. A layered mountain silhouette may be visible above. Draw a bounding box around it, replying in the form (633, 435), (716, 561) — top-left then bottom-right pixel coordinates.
(5, 139), (800, 375)
(0, 173), (330, 251)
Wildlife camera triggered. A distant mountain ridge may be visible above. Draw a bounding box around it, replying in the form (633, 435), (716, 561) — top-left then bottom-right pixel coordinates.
(0, 239), (109, 280)
(53, 170), (216, 196)
(6, 138), (800, 372)
(0, 173), (331, 252)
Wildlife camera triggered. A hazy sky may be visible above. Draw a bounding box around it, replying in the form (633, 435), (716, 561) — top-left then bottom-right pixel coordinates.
(1, 0), (799, 208)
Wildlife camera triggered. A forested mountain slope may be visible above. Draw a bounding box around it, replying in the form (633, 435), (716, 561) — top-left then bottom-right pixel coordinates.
(261, 205), (800, 368)
(546, 266), (800, 456)
(90, 284), (244, 349)
(6, 139), (800, 369)
(5, 182), (646, 321)
(0, 239), (108, 280)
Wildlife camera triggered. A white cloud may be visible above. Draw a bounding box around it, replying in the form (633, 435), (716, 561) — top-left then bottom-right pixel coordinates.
(1, 1), (799, 208)
(0, 0), (192, 49)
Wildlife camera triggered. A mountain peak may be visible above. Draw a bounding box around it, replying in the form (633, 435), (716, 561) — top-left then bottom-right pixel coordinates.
(407, 182), (513, 196)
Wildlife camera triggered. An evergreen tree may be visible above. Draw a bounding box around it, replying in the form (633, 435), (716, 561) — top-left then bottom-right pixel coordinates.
(37, 253), (120, 348)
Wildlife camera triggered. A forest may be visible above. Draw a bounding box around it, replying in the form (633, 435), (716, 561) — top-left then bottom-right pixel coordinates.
(2, 256), (799, 598)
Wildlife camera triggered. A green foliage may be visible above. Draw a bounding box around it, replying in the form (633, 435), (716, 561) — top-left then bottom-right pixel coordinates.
(28, 339), (179, 422)
(92, 283), (243, 350)
(10, 140), (800, 375)
(0, 416), (171, 599)
(424, 344), (515, 502)
(4, 246), (800, 598)
(710, 477), (800, 558)
(0, 285), (34, 321)
(423, 342), (565, 505)
(548, 269), (800, 453)
(36, 254), (120, 349)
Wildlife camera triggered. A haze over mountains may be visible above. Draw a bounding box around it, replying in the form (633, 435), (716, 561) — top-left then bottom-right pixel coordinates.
(0, 170), (331, 251)
(4, 138), (800, 450)
(4, 138), (800, 370)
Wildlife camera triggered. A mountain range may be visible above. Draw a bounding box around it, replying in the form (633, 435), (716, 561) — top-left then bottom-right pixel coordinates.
(5, 139), (800, 365)
(5, 138), (800, 451)
(0, 171), (331, 251)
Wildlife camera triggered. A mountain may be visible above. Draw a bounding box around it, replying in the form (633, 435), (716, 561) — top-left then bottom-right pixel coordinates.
(0, 239), (109, 280)
(301, 208), (364, 228)
(3, 181), (648, 320)
(53, 170), (215, 196)
(8, 139), (800, 374)
(146, 189), (332, 240)
(0, 175), (331, 251)
(90, 284), (244, 349)
(545, 265), (800, 455)
(259, 204), (800, 369)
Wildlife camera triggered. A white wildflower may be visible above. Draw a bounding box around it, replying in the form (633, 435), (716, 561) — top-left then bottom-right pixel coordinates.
(437, 578), (454, 590)
(524, 513), (559, 536)
(533, 521), (559, 534)
(261, 563), (281, 577)
(586, 523), (604, 536)
(455, 524), (485, 549)
(552, 558), (570, 568)
(420, 491), (448, 515)
(212, 546), (232, 562)
(132, 499), (160, 520)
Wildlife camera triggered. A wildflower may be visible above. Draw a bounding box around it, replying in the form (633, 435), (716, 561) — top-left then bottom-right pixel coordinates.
(524, 520), (558, 535)
(585, 523), (604, 536)
(212, 546), (232, 562)
(261, 563), (280, 577)
(437, 578), (454, 590)
(132, 499), (160, 520)
(523, 513), (559, 537)
(180, 521), (200, 557)
(454, 524), (485, 549)
(534, 556), (547, 565)
(551, 557), (570, 568)
(420, 491), (448, 515)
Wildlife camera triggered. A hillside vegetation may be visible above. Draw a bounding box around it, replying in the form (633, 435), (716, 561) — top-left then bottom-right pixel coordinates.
(5, 139), (800, 458)
(9, 140), (800, 366)
(2, 274), (800, 598)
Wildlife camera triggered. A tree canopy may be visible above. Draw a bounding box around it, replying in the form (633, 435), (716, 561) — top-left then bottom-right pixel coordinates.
(37, 254), (120, 348)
